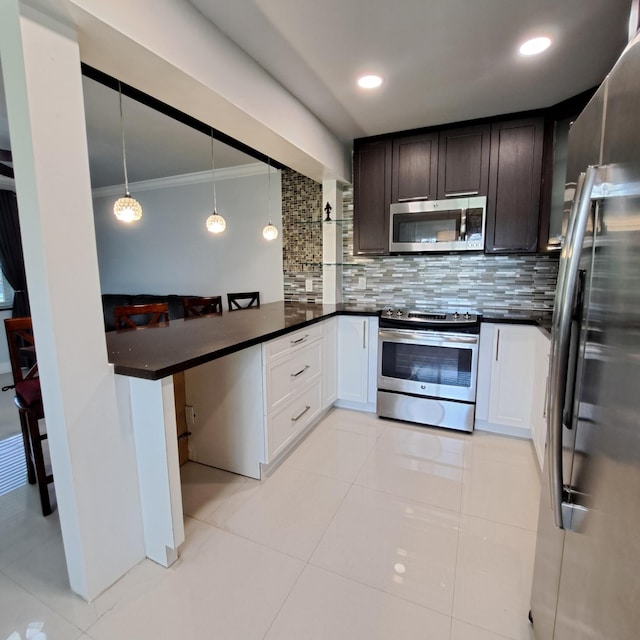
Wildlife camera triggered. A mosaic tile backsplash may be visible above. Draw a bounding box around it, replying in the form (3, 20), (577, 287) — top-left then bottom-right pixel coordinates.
(339, 187), (559, 312)
(282, 168), (323, 302)
(282, 176), (559, 311)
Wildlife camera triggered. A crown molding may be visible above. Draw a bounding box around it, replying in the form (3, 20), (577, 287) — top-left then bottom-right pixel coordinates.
(92, 163), (274, 198)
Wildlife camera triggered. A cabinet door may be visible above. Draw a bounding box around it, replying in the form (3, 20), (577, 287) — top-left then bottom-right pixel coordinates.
(337, 316), (369, 403)
(353, 139), (391, 255)
(488, 324), (537, 432)
(530, 331), (550, 469)
(437, 124), (490, 199)
(322, 318), (338, 409)
(391, 132), (439, 203)
(486, 118), (544, 253)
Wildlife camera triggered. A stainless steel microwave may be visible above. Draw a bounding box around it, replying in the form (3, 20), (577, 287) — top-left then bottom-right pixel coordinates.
(389, 196), (487, 253)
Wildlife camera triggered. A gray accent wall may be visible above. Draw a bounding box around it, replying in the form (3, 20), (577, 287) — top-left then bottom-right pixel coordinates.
(282, 168), (323, 302)
(93, 170), (284, 302)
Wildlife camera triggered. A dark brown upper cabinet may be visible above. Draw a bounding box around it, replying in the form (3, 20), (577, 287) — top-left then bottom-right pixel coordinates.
(437, 124), (490, 199)
(485, 118), (545, 253)
(353, 138), (392, 255)
(353, 115), (548, 256)
(391, 132), (438, 203)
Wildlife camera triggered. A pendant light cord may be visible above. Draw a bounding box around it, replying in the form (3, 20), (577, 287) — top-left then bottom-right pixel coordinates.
(267, 157), (272, 224)
(211, 130), (218, 212)
(118, 82), (131, 196)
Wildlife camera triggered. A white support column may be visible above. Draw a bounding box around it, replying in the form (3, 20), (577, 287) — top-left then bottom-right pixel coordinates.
(0, 1), (145, 600)
(322, 180), (344, 304)
(128, 376), (185, 567)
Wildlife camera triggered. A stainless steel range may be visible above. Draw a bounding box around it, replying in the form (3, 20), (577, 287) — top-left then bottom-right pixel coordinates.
(377, 309), (480, 432)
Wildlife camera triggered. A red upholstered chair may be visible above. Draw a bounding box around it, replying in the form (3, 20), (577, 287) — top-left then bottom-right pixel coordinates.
(4, 317), (54, 516)
(182, 296), (223, 317)
(114, 303), (170, 330)
(227, 291), (260, 311)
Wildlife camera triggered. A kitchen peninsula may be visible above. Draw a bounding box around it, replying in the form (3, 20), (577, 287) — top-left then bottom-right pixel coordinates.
(107, 301), (378, 571)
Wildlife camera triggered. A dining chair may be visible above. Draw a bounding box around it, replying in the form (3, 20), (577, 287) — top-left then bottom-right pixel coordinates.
(4, 317), (54, 516)
(227, 291), (260, 311)
(114, 303), (170, 330)
(182, 296), (223, 317)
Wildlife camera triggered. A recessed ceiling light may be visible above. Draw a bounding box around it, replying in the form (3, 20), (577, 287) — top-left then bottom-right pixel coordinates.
(519, 36), (552, 56)
(358, 75), (383, 89)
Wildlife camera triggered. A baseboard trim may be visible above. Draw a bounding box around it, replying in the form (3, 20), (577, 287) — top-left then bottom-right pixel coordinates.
(334, 400), (376, 413)
(474, 419), (531, 440)
(0, 361), (11, 375)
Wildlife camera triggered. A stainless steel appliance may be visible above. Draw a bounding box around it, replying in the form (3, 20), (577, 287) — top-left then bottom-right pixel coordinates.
(389, 196), (486, 253)
(530, 31), (640, 639)
(377, 309), (480, 432)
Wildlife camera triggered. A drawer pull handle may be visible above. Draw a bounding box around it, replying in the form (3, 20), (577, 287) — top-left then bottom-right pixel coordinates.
(290, 334), (309, 345)
(291, 365), (310, 378)
(291, 405), (311, 422)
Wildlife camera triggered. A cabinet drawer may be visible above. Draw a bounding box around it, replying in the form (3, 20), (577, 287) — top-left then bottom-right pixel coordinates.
(265, 340), (321, 412)
(266, 380), (322, 461)
(264, 324), (322, 362)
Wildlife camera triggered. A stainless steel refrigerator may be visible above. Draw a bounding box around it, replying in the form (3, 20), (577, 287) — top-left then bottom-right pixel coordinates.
(530, 30), (640, 640)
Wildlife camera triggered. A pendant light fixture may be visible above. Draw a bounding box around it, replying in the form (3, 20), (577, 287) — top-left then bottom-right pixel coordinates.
(113, 82), (143, 223)
(262, 158), (278, 241)
(205, 130), (226, 234)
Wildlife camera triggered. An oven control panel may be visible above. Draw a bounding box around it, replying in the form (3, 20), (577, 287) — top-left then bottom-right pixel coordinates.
(379, 309), (480, 333)
(380, 308), (478, 323)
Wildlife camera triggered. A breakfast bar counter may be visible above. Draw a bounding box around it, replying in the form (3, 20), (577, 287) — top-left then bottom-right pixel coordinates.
(106, 301), (378, 380)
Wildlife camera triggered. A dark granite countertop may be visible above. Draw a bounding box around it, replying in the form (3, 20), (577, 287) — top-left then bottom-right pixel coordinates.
(106, 301), (379, 380)
(107, 301), (554, 380)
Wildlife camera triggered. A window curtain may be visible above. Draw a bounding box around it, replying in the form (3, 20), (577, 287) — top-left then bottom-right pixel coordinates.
(0, 189), (30, 318)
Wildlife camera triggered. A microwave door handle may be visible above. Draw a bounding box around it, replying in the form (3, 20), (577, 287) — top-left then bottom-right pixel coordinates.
(445, 190), (479, 197)
(460, 209), (466, 240)
(548, 165), (596, 530)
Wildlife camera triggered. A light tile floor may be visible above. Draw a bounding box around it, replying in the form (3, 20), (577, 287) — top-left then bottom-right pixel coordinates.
(0, 408), (540, 640)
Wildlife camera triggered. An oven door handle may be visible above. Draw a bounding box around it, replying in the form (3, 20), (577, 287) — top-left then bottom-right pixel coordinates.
(378, 329), (478, 345)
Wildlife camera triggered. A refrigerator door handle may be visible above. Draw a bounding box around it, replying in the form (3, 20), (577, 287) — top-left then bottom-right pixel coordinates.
(548, 166), (598, 529)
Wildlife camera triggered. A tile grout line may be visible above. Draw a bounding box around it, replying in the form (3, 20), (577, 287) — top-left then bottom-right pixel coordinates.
(258, 413), (379, 640)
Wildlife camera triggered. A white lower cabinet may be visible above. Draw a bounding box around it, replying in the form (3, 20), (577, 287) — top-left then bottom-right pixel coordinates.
(184, 315), (378, 478)
(476, 323), (543, 439)
(336, 315), (378, 411)
(266, 378), (322, 461)
(322, 317), (338, 409)
(530, 331), (550, 470)
(262, 324), (324, 464)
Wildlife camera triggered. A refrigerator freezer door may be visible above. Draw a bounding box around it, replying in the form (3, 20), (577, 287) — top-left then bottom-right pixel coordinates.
(530, 84), (606, 640)
(553, 166), (640, 639)
(552, 34), (640, 638)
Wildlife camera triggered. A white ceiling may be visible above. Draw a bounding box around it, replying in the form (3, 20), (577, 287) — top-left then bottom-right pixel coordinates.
(189, 0), (632, 141)
(0, 0), (633, 187)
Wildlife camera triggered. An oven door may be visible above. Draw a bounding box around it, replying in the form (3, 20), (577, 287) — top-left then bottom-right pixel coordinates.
(377, 328), (479, 403)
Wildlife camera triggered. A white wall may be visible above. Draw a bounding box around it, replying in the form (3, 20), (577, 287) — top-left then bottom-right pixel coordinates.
(93, 168), (284, 302)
